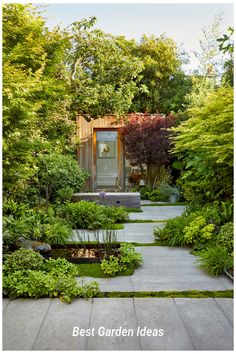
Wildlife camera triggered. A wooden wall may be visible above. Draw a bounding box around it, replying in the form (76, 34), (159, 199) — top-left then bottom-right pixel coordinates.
(76, 115), (124, 191)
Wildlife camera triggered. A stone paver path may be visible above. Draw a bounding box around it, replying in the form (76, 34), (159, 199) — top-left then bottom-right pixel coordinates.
(3, 297), (233, 350)
(129, 205), (186, 220)
(2, 203), (233, 350)
(82, 246), (233, 292)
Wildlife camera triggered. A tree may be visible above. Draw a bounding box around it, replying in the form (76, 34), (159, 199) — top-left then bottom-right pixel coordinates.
(120, 113), (176, 187)
(177, 16), (228, 123)
(171, 87), (233, 203)
(67, 18), (144, 121)
(217, 26), (234, 87)
(35, 153), (89, 208)
(115, 34), (190, 114)
(3, 4), (77, 198)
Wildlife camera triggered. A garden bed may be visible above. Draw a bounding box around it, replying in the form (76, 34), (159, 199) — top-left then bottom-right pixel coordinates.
(49, 243), (121, 264)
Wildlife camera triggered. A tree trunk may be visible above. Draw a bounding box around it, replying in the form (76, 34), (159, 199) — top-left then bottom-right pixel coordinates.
(146, 162), (165, 189)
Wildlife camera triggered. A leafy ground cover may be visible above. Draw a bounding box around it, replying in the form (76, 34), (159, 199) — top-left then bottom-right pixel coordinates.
(76, 264), (134, 278)
(3, 249), (99, 303)
(154, 202), (233, 275)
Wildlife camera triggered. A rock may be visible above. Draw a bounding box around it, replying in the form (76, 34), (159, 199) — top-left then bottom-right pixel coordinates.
(16, 238), (51, 253)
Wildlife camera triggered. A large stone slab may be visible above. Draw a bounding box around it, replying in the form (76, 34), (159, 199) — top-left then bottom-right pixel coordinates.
(2, 298), (10, 311)
(129, 205), (186, 220)
(72, 192), (141, 208)
(174, 298), (233, 350)
(87, 298), (140, 350)
(214, 298), (234, 325)
(33, 299), (93, 350)
(3, 298), (51, 350)
(134, 298), (194, 350)
(81, 276), (133, 292)
(79, 246), (233, 292)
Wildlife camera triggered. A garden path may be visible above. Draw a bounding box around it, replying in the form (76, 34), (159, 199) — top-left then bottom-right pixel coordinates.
(3, 203), (233, 350)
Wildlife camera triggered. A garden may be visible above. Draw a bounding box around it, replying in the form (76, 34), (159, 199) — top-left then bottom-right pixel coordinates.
(2, 4), (234, 305)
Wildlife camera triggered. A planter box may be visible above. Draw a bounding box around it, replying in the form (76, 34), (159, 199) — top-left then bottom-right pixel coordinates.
(72, 192), (141, 208)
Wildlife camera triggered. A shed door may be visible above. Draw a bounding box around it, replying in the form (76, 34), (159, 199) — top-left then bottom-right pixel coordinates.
(96, 130), (118, 188)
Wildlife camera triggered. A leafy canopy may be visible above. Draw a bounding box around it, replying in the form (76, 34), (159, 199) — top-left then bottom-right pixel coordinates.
(171, 87), (233, 201)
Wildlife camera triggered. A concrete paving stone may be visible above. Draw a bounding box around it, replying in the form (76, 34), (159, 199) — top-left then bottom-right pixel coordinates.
(132, 266), (226, 278)
(129, 205), (186, 221)
(131, 281), (228, 292)
(87, 298), (140, 350)
(218, 277), (234, 290)
(134, 298), (194, 350)
(81, 276), (133, 292)
(3, 298), (51, 350)
(2, 298), (10, 311)
(214, 298), (234, 325)
(174, 298), (233, 350)
(33, 298), (93, 350)
(131, 273), (230, 284)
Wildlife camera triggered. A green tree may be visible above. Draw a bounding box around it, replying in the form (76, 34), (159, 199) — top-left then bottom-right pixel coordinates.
(117, 34), (190, 114)
(217, 26), (234, 87)
(3, 4), (76, 198)
(171, 87), (233, 202)
(67, 18), (144, 121)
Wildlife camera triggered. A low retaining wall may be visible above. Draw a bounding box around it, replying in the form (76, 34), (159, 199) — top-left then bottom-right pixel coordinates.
(72, 192), (141, 208)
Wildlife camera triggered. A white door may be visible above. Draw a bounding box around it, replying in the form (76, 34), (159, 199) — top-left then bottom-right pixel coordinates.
(96, 130), (118, 188)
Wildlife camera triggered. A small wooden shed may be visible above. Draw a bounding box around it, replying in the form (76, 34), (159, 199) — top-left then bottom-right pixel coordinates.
(76, 115), (130, 192)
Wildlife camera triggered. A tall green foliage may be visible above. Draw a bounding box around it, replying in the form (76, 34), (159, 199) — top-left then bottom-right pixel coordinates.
(67, 18), (144, 120)
(116, 34), (191, 114)
(171, 87), (233, 202)
(3, 4), (75, 198)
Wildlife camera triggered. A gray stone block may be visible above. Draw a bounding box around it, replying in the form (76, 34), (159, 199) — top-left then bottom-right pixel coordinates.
(174, 298), (233, 350)
(214, 298), (234, 325)
(33, 299), (93, 350)
(2, 298), (10, 311)
(3, 298), (51, 350)
(134, 298), (194, 350)
(72, 192), (141, 208)
(87, 298), (140, 350)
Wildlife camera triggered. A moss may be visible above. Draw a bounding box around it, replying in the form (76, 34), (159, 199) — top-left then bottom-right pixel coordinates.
(125, 208), (143, 213)
(96, 290), (233, 298)
(109, 223), (124, 230)
(76, 263), (134, 278)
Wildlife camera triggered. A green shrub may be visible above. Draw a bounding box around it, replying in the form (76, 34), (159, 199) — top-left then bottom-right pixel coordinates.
(140, 184), (180, 202)
(60, 201), (128, 230)
(3, 249), (100, 303)
(198, 245), (233, 275)
(36, 153), (89, 205)
(100, 256), (121, 276)
(3, 249), (45, 274)
(119, 243), (143, 269)
(3, 207), (72, 247)
(216, 222), (234, 255)
(183, 216), (215, 247)
(101, 244), (142, 276)
(3, 270), (55, 299)
(140, 186), (152, 200)
(43, 258), (79, 278)
(154, 202), (232, 249)
(154, 215), (190, 246)
(103, 206), (129, 223)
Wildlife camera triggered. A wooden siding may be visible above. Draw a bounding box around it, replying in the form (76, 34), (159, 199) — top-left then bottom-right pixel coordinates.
(76, 115), (124, 191)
